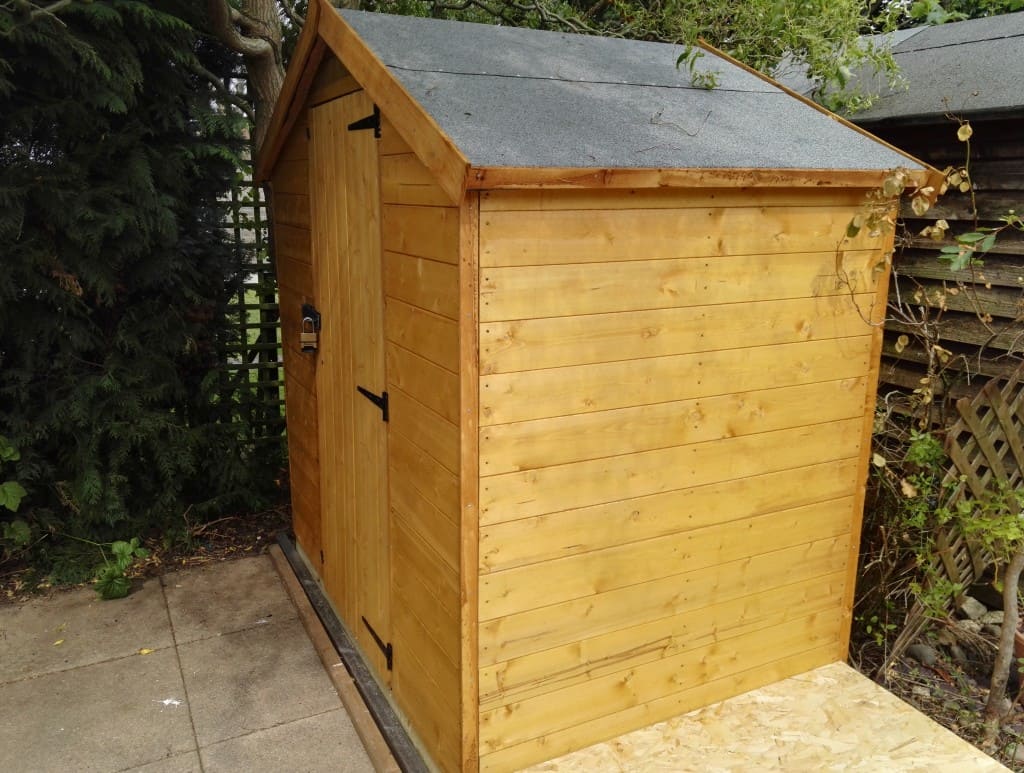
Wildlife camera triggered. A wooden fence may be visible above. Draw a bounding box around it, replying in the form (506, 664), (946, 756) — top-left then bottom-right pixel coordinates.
(223, 165), (285, 446)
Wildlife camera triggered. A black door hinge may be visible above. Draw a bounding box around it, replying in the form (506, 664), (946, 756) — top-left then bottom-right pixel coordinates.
(361, 616), (393, 670)
(356, 386), (389, 422)
(347, 105), (381, 138)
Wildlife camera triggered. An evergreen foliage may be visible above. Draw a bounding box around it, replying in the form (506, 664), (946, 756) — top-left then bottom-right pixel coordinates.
(0, 0), (280, 571)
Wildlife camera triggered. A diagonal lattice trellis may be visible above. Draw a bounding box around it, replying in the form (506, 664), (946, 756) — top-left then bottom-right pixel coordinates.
(883, 367), (1024, 672)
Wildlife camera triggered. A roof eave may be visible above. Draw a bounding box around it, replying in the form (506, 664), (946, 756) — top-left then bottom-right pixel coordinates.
(255, 0), (324, 183)
(466, 166), (937, 191)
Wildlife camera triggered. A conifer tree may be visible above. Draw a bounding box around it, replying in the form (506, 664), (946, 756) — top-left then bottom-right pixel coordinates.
(0, 0), (278, 567)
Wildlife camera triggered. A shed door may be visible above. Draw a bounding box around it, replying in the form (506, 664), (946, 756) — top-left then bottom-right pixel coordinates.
(309, 92), (391, 680)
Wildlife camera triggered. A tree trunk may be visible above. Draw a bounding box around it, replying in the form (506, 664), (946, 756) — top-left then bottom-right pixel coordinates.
(206, 0), (285, 150)
(982, 545), (1024, 747)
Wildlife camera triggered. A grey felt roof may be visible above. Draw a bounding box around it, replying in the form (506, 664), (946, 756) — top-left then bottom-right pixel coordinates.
(337, 9), (920, 171)
(780, 12), (1024, 125)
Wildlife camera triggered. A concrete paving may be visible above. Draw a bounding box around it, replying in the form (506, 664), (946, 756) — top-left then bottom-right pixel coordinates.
(0, 553), (378, 773)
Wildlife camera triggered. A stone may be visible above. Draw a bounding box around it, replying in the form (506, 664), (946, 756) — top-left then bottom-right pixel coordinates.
(959, 596), (988, 620)
(906, 643), (939, 668)
(979, 610), (1005, 626)
(983, 624), (1003, 639)
(956, 618), (983, 635)
(949, 644), (969, 666)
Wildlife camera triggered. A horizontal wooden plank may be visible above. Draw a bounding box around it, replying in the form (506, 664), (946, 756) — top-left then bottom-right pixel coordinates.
(390, 468), (459, 572)
(478, 609), (843, 755)
(478, 533), (850, 666)
(389, 387), (460, 474)
(478, 643), (839, 771)
(480, 496), (853, 620)
(481, 379), (866, 477)
(479, 570), (847, 708)
(902, 190), (1023, 221)
(392, 515), (460, 661)
(886, 313), (1024, 353)
(378, 117), (413, 156)
(480, 250), (883, 321)
(386, 299), (459, 373)
(384, 251), (459, 320)
(271, 159), (308, 196)
(480, 187), (869, 212)
(480, 457), (860, 572)
(382, 204), (460, 264)
(392, 637), (461, 773)
(387, 343), (460, 424)
(480, 336), (874, 426)
(272, 193), (310, 229)
(479, 206), (882, 267)
(381, 153), (456, 206)
(276, 257), (314, 309)
(274, 224), (312, 264)
(389, 431), (460, 524)
(892, 275), (1024, 320)
(896, 249), (1024, 286)
(275, 117), (308, 163)
(481, 294), (880, 374)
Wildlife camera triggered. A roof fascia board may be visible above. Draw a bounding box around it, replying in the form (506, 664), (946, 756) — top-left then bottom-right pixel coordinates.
(692, 39), (941, 181)
(467, 166), (935, 191)
(255, 0), (324, 182)
(318, 2), (470, 204)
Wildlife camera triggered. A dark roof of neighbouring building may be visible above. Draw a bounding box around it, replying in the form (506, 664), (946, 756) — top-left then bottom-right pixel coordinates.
(779, 12), (1024, 125)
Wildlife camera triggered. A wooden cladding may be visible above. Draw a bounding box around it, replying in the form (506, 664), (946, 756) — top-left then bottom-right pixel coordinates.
(380, 118), (464, 773)
(475, 188), (890, 770)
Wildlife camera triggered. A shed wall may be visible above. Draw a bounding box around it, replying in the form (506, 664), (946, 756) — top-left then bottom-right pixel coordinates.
(270, 117), (323, 567)
(379, 118), (464, 772)
(474, 188), (892, 771)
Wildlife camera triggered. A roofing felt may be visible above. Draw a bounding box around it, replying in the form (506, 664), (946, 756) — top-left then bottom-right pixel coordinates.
(336, 8), (920, 171)
(782, 12), (1024, 124)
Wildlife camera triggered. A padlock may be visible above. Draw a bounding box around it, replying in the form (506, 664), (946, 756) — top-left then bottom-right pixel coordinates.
(300, 317), (318, 352)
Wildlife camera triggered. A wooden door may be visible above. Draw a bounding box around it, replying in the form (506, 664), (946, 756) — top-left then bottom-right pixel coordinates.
(309, 92), (392, 680)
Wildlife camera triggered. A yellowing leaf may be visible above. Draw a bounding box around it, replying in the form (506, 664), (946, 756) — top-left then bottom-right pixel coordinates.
(138, 648), (154, 656)
(911, 195), (930, 216)
(957, 122), (973, 142)
(959, 181), (971, 193)
(900, 478), (919, 498)
(53, 639), (64, 647)
(895, 334), (910, 353)
(871, 453), (887, 468)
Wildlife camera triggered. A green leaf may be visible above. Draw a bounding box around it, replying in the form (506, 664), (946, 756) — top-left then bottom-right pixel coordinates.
(0, 436), (19, 463)
(0, 481), (27, 512)
(956, 232), (987, 244)
(95, 572), (131, 600)
(979, 234), (997, 253)
(2, 519), (31, 547)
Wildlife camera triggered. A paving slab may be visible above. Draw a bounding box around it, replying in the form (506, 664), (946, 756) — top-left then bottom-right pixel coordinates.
(0, 649), (194, 773)
(200, 708), (374, 772)
(0, 576), (172, 683)
(120, 750), (202, 773)
(178, 615), (342, 747)
(162, 554), (297, 644)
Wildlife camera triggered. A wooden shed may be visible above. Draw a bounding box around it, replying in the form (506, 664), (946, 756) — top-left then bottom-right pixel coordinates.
(256, 3), (934, 770)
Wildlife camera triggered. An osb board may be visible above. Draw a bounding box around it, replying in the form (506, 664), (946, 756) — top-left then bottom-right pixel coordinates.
(524, 662), (1007, 772)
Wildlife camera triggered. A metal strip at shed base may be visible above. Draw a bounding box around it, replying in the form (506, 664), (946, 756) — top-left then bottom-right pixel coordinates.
(276, 534), (428, 773)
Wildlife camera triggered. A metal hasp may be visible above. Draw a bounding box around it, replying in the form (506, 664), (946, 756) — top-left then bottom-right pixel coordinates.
(356, 386), (389, 422)
(300, 303), (321, 353)
(347, 105), (381, 138)
(361, 616), (393, 671)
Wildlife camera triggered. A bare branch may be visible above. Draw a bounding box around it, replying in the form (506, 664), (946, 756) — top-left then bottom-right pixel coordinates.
(278, 0), (305, 28)
(188, 59), (256, 123)
(207, 0), (273, 58)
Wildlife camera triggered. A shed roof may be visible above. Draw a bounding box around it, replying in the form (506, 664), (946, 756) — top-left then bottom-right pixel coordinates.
(782, 12), (1024, 125)
(258, 0), (931, 197)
